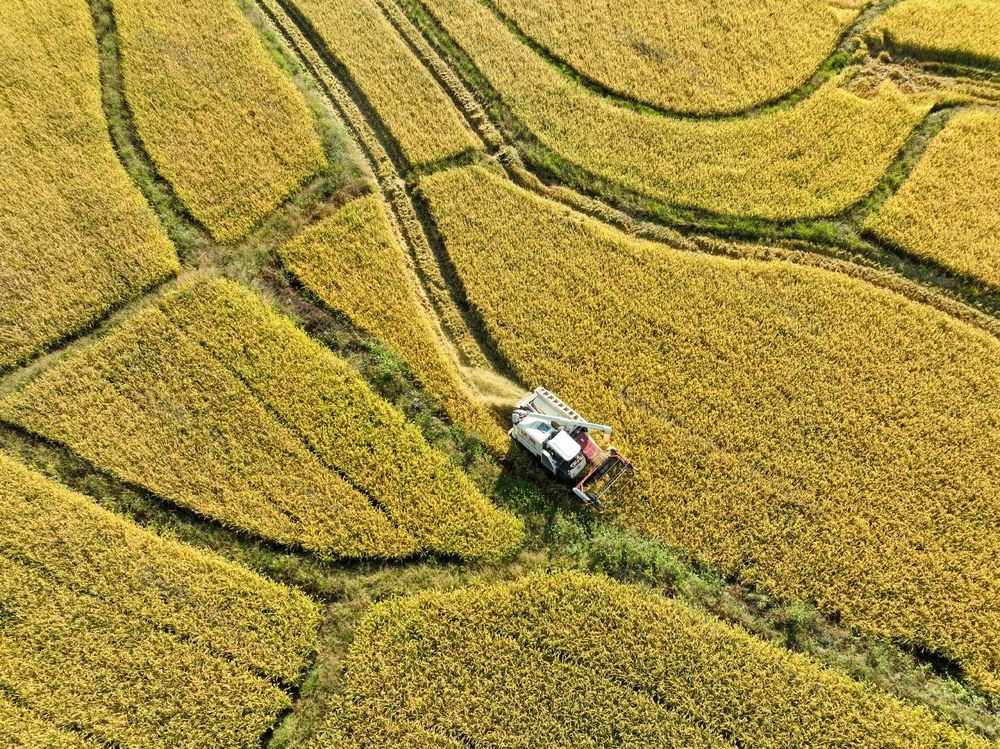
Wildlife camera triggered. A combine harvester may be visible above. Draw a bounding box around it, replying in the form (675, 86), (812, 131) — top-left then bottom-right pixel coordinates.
(510, 387), (636, 510)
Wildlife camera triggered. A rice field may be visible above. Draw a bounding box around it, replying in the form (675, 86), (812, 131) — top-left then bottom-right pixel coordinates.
(321, 573), (990, 748)
(113, 0), (326, 241)
(0, 277), (522, 561)
(865, 107), (1000, 287)
(1, 695), (100, 749)
(417, 164), (1000, 692)
(491, 0), (865, 114)
(0, 453), (314, 748)
(289, 0), (479, 167)
(416, 0), (929, 220)
(0, 451), (319, 682)
(865, 0), (1000, 68)
(0, 0), (178, 372)
(278, 194), (506, 449)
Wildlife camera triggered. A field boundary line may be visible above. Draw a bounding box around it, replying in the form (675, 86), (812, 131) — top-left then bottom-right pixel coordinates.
(369, 0), (503, 149)
(389, 0), (1000, 322)
(253, 0), (520, 383)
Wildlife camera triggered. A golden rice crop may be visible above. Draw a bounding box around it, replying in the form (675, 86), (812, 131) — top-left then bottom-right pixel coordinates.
(417, 165), (1000, 691)
(491, 0), (864, 114)
(0, 554), (288, 749)
(0, 451), (318, 682)
(113, 0), (325, 242)
(278, 194), (506, 449)
(0, 277), (522, 561)
(162, 277), (523, 559)
(0, 694), (99, 748)
(289, 0), (479, 167)
(866, 0), (1000, 67)
(865, 108), (1000, 287)
(0, 298), (415, 558)
(0, 0), (177, 371)
(418, 0), (930, 220)
(312, 697), (467, 749)
(322, 573), (990, 748)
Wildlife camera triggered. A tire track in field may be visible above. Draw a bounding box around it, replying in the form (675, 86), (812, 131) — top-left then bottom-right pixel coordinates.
(252, 0), (527, 396)
(380, 0), (1000, 323)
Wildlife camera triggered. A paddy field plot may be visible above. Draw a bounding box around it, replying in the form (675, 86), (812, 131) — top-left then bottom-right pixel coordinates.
(418, 164), (1000, 691)
(416, 0), (929, 220)
(0, 0), (177, 372)
(0, 277), (522, 561)
(866, 0), (1000, 68)
(491, 0), (865, 114)
(0, 453), (316, 748)
(278, 193), (506, 448)
(113, 0), (326, 241)
(319, 573), (990, 748)
(865, 107), (1000, 287)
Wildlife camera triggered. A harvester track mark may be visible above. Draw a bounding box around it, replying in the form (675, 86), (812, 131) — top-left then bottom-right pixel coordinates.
(254, 0), (502, 380)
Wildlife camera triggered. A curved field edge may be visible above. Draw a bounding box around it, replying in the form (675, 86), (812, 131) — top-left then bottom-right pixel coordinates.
(416, 164), (1000, 693)
(0, 0), (178, 373)
(864, 106), (1000, 289)
(111, 0), (326, 242)
(321, 573), (991, 748)
(484, 0), (870, 118)
(399, 0), (933, 221)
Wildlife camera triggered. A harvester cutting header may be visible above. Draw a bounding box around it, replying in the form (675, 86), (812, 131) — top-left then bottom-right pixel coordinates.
(510, 387), (636, 510)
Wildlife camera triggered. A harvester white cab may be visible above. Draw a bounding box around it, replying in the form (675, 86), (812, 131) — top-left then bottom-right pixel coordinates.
(510, 387), (635, 511)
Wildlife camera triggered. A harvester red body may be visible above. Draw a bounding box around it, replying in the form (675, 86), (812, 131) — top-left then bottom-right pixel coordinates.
(509, 387), (636, 510)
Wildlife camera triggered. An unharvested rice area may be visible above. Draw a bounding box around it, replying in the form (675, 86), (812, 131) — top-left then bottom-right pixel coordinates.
(113, 0), (325, 241)
(866, 0), (1000, 67)
(492, 0), (865, 114)
(0, 456), (315, 748)
(0, 694), (99, 748)
(865, 107), (1000, 287)
(318, 573), (991, 748)
(0, 0), (177, 371)
(0, 451), (319, 682)
(418, 165), (1000, 691)
(418, 0), (929, 220)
